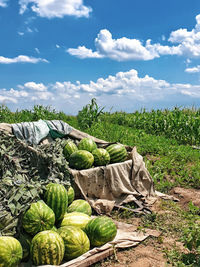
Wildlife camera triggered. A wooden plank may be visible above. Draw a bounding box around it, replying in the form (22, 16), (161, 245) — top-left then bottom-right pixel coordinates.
(72, 248), (114, 267)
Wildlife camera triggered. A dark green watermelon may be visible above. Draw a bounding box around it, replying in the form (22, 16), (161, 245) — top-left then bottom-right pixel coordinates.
(69, 150), (94, 170)
(22, 200), (55, 236)
(44, 183), (68, 222)
(92, 148), (110, 166)
(106, 144), (127, 163)
(85, 216), (117, 247)
(63, 140), (78, 160)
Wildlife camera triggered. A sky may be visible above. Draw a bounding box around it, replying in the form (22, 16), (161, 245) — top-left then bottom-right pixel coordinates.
(0, 0), (200, 115)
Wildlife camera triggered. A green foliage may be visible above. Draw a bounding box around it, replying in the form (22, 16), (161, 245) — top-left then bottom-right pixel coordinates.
(103, 107), (200, 146)
(0, 104), (78, 128)
(77, 98), (104, 130)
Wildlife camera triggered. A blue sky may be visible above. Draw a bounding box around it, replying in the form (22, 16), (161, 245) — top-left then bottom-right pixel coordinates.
(0, 0), (200, 114)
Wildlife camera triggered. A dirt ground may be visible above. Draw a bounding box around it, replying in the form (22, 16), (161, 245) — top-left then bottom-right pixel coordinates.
(92, 187), (199, 267)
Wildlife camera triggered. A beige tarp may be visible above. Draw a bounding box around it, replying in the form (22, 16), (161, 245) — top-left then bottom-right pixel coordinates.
(70, 147), (157, 215)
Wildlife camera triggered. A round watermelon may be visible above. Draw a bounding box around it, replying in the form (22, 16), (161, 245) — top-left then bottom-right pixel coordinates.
(18, 233), (32, 261)
(106, 144), (127, 163)
(92, 148), (110, 166)
(22, 200), (55, 236)
(69, 150), (94, 170)
(0, 236), (23, 267)
(63, 140), (78, 160)
(78, 138), (97, 153)
(44, 183), (68, 222)
(67, 199), (92, 216)
(67, 186), (75, 205)
(57, 226), (90, 260)
(31, 230), (64, 266)
(85, 216), (117, 247)
(60, 212), (91, 231)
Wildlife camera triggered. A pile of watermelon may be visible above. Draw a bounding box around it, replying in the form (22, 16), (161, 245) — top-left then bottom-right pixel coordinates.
(0, 183), (117, 266)
(63, 137), (128, 170)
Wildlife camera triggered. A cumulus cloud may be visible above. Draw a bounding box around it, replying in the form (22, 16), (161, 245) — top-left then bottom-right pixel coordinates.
(19, 0), (92, 18)
(67, 46), (104, 59)
(0, 0), (8, 7)
(1, 69), (200, 112)
(0, 55), (48, 64)
(23, 82), (47, 91)
(68, 14), (200, 61)
(185, 65), (200, 73)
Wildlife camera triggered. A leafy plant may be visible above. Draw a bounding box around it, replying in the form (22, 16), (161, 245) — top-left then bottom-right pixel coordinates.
(77, 98), (104, 130)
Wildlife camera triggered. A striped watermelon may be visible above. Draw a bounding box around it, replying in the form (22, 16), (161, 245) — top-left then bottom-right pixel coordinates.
(69, 150), (94, 170)
(22, 200), (55, 236)
(0, 236), (23, 267)
(44, 183), (68, 222)
(57, 226), (90, 260)
(67, 186), (75, 205)
(78, 138), (97, 152)
(63, 140), (78, 160)
(92, 148), (110, 166)
(106, 144), (128, 163)
(30, 230), (64, 266)
(85, 216), (117, 247)
(67, 199), (92, 216)
(60, 212), (91, 231)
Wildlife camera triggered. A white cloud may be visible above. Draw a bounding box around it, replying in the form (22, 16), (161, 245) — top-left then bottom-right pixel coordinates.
(0, 55), (48, 64)
(35, 47), (40, 54)
(68, 14), (200, 61)
(67, 46), (104, 59)
(19, 0), (92, 18)
(18, 31), (24, 36)
(1, 69), (200, 112)
(185, 65), (200, 73)
(23, 82), (47, 91)
(0, 0), (8, 7)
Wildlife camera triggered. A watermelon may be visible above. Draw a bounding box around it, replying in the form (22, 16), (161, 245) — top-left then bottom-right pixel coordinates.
(106, 144), (128, 163)
(30, 230), (64, 266)
(69, 150), (94, 170)
(51, 226), (58, 232)
(22, 200), (55, 236)
(44, 183), (68, 222)
(0, 236), (23, 267)
(78, 138), (97, 153)
(60, 212), (91, 231)
(57, 226), (90, 260)
(92, 148), (110, 166)
(85, 216), (117, 247)
(67, 186), (75, 205)
(63, 140), (78, 160)
(18, 233), (32, 261)
(68, 199), (92, 216)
